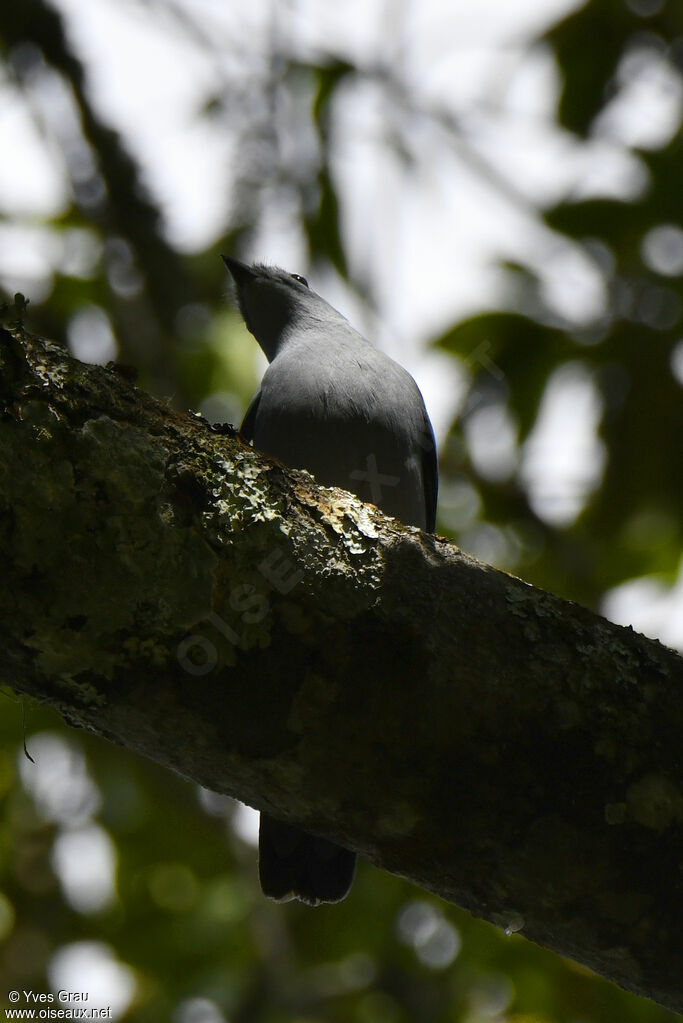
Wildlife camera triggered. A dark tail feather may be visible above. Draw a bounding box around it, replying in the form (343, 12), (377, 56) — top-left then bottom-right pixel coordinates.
(258, 813), (356, 906)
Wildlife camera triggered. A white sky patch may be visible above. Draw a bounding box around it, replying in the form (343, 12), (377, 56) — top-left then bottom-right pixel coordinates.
(468, 974), (515, 1017)
(48, 942), (136, 1020)
(521, 362), (607, 527)
(571, 138), (649, 203)
(408, 349), (467, 443)
(231, 802), (260, 846)
(60, 228), (103, 278)
(0, 221), (101, 297)
(174, 998), (228, 1023)
(464, 403), (519, 482)
(51, 0), (236, 251)
(407, 0), (582, 59)
(396, 899), (462, 970)
(459, 521), (519, 570)
(196, 785), (234, 818)
(18, 732), (101, 827)
(0, 223), (60, 299)
(601, 558), (683, 652)
(0, 77), (68, 215)
(594, 44), (683, 150)
(641, 223), (683, 277)
(536, 243), (609, 324)
(67, 304), (118, 364)
(51, 825), (118, 914)
(670, 340), (683, 386)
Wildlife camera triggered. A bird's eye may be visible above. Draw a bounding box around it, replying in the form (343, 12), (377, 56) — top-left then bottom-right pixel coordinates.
(290, 273), (309, 287)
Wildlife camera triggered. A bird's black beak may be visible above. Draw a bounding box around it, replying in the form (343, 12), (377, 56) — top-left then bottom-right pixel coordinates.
(221, 255), (254, 286)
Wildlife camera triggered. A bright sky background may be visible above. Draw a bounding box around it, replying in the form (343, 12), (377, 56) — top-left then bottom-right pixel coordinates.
(2, 1), (683, 1011)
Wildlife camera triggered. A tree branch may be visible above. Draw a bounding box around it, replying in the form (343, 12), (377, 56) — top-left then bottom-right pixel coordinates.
(1, 327), (681, 1011)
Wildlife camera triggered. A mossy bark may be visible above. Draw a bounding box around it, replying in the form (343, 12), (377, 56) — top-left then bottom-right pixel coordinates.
(1, 327), (681, 1011)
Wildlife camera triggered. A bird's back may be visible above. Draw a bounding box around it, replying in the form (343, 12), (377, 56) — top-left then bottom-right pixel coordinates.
(245, 333), (436, 530)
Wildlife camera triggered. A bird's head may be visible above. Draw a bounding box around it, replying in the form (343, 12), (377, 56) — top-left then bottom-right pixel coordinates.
(222, 256), (322, 361)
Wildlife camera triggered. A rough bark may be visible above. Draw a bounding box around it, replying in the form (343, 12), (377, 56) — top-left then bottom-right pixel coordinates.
(1, 326), (681, 1011)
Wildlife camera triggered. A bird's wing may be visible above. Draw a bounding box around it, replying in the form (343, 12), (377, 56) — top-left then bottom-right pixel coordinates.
(239, 389), (262, 444)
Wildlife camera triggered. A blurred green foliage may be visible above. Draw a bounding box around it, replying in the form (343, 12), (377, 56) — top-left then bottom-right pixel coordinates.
(1, 0), (682, 1020)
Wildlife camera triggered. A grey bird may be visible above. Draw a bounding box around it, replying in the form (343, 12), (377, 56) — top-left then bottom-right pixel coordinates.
(223, 256), (438, 905)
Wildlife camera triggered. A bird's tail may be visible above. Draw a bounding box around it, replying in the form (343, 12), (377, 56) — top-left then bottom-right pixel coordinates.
(258, 813), (356, 906)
